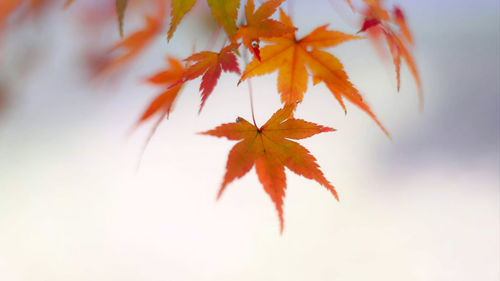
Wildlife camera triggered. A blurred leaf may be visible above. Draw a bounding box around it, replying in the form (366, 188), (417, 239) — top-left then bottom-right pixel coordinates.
(359, 0), (422, 108)
(96, 14), (162, 78)
(138, 57), (185, 124)
(64, 0), (75, 8)
(207, 0), (240, 40)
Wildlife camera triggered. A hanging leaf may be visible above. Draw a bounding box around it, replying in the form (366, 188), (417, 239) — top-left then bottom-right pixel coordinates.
(166, 0), (241, 41)
(201, 105), (337, 233)
(358, 0), (422, 108)
(138, 57), (185, 124)
(207, 0), (240, 40)
(96, 14), (163, 77)
(234, 0), (296, 60)
(240, 10), (390, 138)
(393, 6), (413, 46)
(171, 43), (241, 112)
(167, 0), (197, 41)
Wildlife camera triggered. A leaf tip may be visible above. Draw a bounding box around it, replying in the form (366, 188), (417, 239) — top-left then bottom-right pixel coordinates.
(279, 216), (284, 234)
(216, 183), (229, 200)
(197, 130), (210, 136)
(322, 126), (335, 133)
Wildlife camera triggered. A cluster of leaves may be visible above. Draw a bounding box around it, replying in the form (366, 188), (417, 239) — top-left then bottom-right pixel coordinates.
(355, 0), (422, 107)
(1, 0), (421, 232)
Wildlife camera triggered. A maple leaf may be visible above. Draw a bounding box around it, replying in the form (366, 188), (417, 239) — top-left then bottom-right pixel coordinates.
(201, 105), (338, 233)
(393, 6), (413, 45)
(167, 0), (196, 41)
(172, 43), (241, 113)
(206, 0), (240, 40)
(138, 57), (185, 124)
(65, 0), (129, 37)
(95, 2), (166, 78)
(358, 0), (422, 108)
(167, 0), (240, 41)
(362, 0), (390, 21)
(134, 57), (185, 153)
(240, 9), (390, 138)
(234, 0), (296, 60)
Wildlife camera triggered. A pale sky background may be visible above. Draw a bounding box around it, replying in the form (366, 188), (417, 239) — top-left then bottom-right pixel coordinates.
(0, 0), (499, 280)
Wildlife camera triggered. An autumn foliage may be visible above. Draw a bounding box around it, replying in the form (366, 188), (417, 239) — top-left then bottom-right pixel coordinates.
(0, 0), (421, 232)
(202, 105), (338, 233)
(356, 0), (422, 107)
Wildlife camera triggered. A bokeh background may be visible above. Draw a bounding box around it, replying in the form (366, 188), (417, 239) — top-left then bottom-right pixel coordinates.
(0, 0), (498, 280)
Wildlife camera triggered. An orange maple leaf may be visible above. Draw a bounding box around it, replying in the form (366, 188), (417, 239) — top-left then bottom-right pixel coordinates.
(167, 0), (240, 41)
(358, 0), (422, 108)
(234, 0), (296, 60)
(138, 57), (185, 124)
(134, 57), (185, 152)
(172, 43), (241, 113)
(240, 9), (390, 138)
(201, 105), (338, 233)
(95, 1), (166, 78)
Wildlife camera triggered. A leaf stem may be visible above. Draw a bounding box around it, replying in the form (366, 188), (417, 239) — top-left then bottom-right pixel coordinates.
(242, 47), (258, 127)
(247, 78), (257, 127)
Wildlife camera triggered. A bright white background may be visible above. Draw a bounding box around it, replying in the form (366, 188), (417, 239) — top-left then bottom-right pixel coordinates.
(0, 0), (498, 280)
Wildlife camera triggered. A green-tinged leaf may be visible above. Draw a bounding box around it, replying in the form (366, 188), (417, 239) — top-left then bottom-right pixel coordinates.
(168, 0), (197, 41)
(207, 0), (240, 40)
